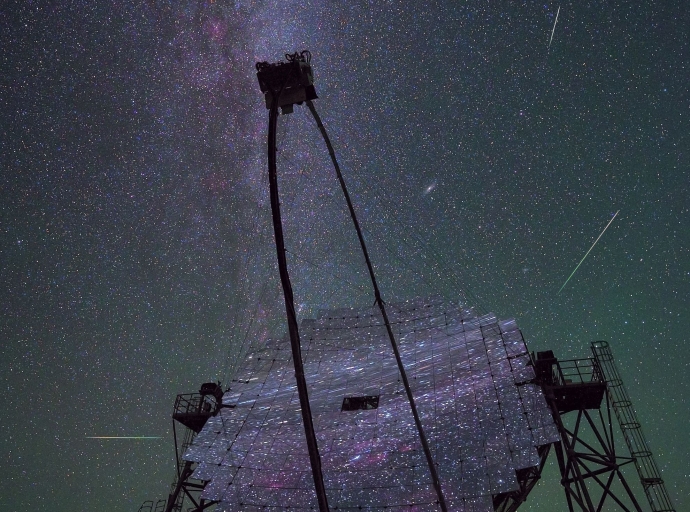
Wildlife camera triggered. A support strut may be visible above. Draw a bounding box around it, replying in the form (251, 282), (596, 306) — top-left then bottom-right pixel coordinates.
(267, 96), (330, 512)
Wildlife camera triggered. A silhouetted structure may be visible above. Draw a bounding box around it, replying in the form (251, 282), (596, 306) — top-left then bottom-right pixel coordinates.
(535, 343), (674, 512)
(136, 500), (165, 512)
(165, 382), (227, 512)
(592, 341), (675, 512)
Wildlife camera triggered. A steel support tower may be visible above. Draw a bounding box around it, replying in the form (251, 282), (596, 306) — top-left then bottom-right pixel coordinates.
(137, 500), (166, 512)
(535, 343), (675, 512)
(164, 382), (225, 512)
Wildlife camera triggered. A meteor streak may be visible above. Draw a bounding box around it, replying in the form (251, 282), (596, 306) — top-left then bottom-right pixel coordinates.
(86, 436), (162, 439)
(557, 210), (619, 294)
(549, 6), (560, 48)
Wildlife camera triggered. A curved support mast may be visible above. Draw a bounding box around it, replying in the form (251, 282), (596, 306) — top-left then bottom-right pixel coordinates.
(307, 100), (449, 512)
(258, 52), (330, 512)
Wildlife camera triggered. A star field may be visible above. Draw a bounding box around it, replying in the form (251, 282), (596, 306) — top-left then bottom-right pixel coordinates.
(1, 1), (688, 511)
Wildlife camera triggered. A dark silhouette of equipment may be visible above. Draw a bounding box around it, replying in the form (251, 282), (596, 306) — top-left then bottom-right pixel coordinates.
(172, 382), (225, 433)
(592, 341), (675, 512)
(493, 444), (552, 512)
(137, 382), (227, 512)
(165, 382), (227, 512)
(535, 343), (675, 512)
(256, 50), (317, 114)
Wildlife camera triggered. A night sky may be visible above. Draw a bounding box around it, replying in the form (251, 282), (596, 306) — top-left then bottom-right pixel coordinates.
(1, 1), (688, 511)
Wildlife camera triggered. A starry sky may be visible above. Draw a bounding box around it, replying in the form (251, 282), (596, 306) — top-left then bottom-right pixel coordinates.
(1, 1), (688, 511)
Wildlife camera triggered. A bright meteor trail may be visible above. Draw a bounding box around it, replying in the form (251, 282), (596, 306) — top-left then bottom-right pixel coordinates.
(557, 210), (620, 294)
(86, 436), (162, 439)
(548, 6), (560, 48)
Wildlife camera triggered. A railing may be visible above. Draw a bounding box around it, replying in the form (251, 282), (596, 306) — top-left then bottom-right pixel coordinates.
(137, 500), (166, 512)
(137, 501), (154, 512)
(173, 392), (216, 416)
(550, 356), (604, 387)
(592, 340), (676, 512)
